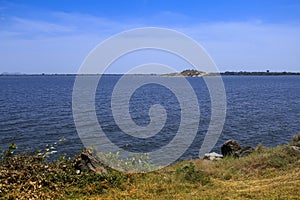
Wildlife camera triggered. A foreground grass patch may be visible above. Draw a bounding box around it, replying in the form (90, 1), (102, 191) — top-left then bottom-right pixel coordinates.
(94, 145), (300, 200)
(1, 143), (300, 199)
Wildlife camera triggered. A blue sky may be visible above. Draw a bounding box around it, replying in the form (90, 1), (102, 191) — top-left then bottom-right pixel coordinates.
(0, 0), (300, 73)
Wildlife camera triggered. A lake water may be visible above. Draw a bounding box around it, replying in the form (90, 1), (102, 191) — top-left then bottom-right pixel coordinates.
(0, 75), (299, 160)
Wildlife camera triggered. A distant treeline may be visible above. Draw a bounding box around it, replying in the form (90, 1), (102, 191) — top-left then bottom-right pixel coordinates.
(219, 71), (300, 76)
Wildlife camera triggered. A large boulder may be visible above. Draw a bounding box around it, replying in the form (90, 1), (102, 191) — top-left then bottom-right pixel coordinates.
(75, 150), (108, 175)
(221, 140), (254, 157)
(221, 140), (242, 157)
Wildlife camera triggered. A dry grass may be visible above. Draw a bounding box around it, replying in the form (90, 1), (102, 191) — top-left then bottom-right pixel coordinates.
(91, 145), (300, 200)
(1, 143), (300, 199)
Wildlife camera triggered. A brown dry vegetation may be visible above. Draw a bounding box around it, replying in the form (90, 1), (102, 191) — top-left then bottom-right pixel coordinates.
(1, 137), (300, 200)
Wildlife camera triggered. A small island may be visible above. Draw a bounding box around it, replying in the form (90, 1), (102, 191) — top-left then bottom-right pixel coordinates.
(163, 69), (208, 77)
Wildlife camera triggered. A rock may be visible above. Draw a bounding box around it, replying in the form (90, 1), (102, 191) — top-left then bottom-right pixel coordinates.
(292, 133), (300, 143)
(239, 146), (255, 157)
(221, 140), (242, 157)
(221, 140), (255, 158)
(203, 152), (223, 161)
(75, 150), (108, 175)
(290, 146), (300, 151)
(282, 145), (300, 153)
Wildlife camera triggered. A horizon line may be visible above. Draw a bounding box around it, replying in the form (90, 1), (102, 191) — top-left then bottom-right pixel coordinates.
(1, 71), (300, 76)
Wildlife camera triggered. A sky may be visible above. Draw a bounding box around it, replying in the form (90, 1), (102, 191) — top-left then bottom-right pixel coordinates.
(0, 0), (300, 74)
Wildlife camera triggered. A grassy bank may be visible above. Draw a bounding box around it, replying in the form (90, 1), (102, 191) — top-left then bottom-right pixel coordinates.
(1, 137), (300, 199)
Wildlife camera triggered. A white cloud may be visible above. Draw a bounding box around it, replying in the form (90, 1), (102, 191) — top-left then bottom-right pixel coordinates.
(0, 12), (300, 73)
(10, 17), (74, 35)
(178, 21), (300, 71)
(0, 13), (133, 73)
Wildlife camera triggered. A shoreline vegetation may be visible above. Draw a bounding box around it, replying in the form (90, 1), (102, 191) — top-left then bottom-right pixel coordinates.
(1, 133), (299, 199)
(1, 70), (300, 76)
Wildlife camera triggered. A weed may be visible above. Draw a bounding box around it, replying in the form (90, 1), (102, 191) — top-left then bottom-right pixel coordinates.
(1, 143), (17, 160)
(94, 150), (159, 173)
(175, 162), (210, 185)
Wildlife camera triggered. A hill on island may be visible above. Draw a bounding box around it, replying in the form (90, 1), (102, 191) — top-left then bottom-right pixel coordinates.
(163, 69), (208, 77)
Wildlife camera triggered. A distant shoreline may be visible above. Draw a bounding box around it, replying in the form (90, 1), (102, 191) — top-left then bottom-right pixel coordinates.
(1, 71), (300, 76)
(219, 71), (300, 76)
